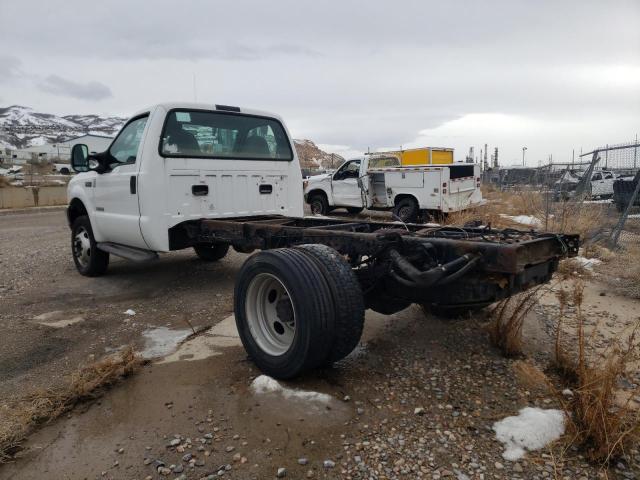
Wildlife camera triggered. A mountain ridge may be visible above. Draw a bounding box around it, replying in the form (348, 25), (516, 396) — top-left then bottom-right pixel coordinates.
(0, 105), (126, 150)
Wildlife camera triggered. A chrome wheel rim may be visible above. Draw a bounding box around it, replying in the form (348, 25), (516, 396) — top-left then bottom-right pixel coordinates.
(73, 226), (91, 267)
(245, 273), (296, 356)
(311, 200), (323, 215)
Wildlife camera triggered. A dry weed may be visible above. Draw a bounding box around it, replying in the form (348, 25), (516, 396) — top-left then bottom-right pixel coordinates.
(552, 281), (640, 464)
(487, 287), (542, 357)
(0, 347), (144, 463)
(556, 258), (594, 280)
(599, 246), (640, 299)
(511, 359), (551, 393)
(582, 243), (615, 262)
(452, 189), (613, 242)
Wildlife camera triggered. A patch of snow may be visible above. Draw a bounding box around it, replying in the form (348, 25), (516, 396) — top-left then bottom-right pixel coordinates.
(124, 309), (136, 316)
(141, 326), (192, 359)
(628, 214), (640, 219)
(499, 214), (542, 227)
(33, 310), (84, 328)
(159, 315), (240, 364)
(493, 407), (565, 461)
(251, 375), (333, 404)
(573, 256), (602, 270)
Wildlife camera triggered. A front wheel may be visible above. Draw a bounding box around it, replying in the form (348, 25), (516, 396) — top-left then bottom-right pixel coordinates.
(194, 243), (229, 262)
(71, 216), (109, 277)
(308, 194), (329, 216)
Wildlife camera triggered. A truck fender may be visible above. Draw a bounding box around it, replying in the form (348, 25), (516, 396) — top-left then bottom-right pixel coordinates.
(66, 184), (105, 241)
(392, 193), (419, 208)
(306, 188), (332, 207)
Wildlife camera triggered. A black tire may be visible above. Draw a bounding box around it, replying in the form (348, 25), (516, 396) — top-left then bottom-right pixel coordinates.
(194, 243), (229, 262)
(234, 248), (336, 379)
(346, 207), (364, 214)
(71, 215), (109, 277)
(393, 197), (419, 223)
(296, 244), (365, 364)
(308, 193), (329, 215)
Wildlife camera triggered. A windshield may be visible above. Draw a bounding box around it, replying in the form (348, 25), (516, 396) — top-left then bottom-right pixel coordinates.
(160, 110), (293, 160)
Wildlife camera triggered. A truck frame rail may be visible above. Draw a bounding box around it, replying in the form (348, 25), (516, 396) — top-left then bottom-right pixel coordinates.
(181, 216), (578, 312)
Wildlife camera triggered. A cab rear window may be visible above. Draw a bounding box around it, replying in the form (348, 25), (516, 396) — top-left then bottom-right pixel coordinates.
(160, 110), (293, 160)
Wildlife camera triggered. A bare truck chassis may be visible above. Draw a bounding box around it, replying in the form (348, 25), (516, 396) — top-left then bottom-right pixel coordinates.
(172, 216), (578, 378)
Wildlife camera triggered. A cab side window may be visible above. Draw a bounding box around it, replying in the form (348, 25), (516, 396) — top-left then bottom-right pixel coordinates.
(109, 116), (149, 164)
(335, 160), (361, 180)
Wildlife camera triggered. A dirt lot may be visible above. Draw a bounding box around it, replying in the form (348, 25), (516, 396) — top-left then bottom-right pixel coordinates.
(1, 210), (639, 480)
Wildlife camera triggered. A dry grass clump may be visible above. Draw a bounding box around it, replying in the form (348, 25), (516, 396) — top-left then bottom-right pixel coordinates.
(547, 202), (611, 242)
(556, 258), (594, 280)
(599, 246), (640, 299)
(582, 243), (615, 262)
(0, 347), (144, 463)
(552, 281), (640, 464)
(487, 287), (542, 357)
(0, 176), (10, 188)
(511, 359), (551, 393)
(448, 189), (612, 243)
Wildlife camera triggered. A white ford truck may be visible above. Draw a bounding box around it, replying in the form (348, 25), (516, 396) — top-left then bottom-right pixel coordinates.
(303, 156), (483, 222)
(67, 102), (577, 378)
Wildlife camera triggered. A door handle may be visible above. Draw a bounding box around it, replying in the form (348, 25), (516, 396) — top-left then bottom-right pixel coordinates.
(259, 184), (273, 194)
(192, 185), (209, 196)
(130, 175), (136, 194)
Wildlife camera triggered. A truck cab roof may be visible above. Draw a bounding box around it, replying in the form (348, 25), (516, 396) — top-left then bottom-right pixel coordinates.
(130, 102), (286, 123)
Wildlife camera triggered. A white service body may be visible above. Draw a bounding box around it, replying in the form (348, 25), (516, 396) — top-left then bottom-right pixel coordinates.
(304, 157), (484, 214)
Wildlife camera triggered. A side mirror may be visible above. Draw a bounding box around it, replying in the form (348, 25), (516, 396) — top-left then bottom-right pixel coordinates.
(71, 144), (89, 172)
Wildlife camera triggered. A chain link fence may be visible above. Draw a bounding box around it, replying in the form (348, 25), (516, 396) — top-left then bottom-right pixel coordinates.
(483, 140), (640, 249)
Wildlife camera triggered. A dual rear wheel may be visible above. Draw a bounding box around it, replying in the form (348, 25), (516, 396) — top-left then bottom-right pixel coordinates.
(234, 245), (365, 379)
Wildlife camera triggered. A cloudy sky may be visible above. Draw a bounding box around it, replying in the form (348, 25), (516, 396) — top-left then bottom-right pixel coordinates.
(1, 0), (638, 165)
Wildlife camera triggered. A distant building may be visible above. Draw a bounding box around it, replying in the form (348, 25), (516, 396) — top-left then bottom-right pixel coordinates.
(11, 134), (114, 164)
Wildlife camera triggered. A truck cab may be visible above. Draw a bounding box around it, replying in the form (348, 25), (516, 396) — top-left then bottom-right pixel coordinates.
(67, 102), (303, 275)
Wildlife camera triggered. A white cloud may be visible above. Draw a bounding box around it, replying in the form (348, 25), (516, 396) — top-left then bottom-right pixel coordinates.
(38, 75), (112, 101)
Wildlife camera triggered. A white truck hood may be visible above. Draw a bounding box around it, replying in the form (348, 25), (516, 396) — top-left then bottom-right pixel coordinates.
(304, 173), (331, 193)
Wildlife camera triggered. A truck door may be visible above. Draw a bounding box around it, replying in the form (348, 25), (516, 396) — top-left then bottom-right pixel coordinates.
(331, 159), (364, 207)
(93, 114), (149, 249)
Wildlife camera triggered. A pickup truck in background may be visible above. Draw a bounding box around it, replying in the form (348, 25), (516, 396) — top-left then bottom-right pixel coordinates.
(303, 153), (483, 222)
(67, 102), (578, 378)
(555, 169), (617, 200)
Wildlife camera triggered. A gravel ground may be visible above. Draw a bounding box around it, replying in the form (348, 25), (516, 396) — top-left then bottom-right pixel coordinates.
(1, 210), (638, 479)
(0, 210), (243, 403)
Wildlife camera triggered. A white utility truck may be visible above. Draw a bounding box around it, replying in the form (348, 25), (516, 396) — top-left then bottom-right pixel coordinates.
(67, 102), (577, 378)
(303, 154), (483, 222)
(556, 169), (618, 199)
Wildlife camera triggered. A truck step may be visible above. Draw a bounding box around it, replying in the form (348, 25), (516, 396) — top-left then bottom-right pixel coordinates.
(97, 242), (158, 262)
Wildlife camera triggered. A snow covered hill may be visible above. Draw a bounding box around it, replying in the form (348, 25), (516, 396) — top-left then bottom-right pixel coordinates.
(0, 105), (126, 149)
(294, 139), (344, 170)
